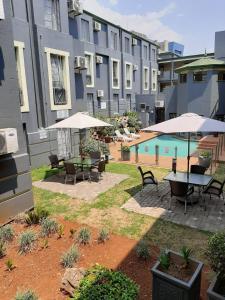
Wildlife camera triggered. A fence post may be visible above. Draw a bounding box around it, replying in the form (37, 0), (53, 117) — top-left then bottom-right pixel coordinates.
(155, 145), (159, 165)
(135, 144), (139, 163)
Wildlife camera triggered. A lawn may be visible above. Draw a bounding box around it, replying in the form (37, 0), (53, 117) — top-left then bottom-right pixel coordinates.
(32, 162), (214, 263)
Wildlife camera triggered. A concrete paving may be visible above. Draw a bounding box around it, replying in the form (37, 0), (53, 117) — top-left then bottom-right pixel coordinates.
(122, 182), (225, 232)
(33, 172), (129, 201)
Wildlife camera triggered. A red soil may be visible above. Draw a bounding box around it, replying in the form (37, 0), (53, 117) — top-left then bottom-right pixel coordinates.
(0, 219), (210, 300)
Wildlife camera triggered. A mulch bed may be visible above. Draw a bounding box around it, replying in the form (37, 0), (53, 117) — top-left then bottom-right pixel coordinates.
(0, 218), (210, 299)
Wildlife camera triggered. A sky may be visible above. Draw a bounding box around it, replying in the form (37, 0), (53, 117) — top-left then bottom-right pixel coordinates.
(82, 0), (225, 55)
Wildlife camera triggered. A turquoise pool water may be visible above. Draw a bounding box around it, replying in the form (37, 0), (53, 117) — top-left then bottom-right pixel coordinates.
(130, 134), (198, 158)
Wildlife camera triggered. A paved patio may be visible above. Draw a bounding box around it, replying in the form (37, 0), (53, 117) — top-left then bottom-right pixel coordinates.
(33, 172), (129, 201)
(122, 182), (225, 232)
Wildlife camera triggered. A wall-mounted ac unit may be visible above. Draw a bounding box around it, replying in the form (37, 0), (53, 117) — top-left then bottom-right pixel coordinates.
(94, 21), (101, 31)
(0, 128), (19, 155)
(133, 64), (138, 71)
(67, 0), (83, 17)
(97, 90), (104, 98)
(74, 56), (87, 70)
(96, 55), (103, 64)
(155, 100), (165, 108)
(0, 0), (5, 20)
(157, 70), (161, 76)
(132, 38), (138, 46)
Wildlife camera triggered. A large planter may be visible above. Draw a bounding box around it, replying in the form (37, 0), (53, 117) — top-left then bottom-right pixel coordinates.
(198, 156), (211, 169)
(121, 151), (130, 161)
(207, 275), (225, 300)
(151, 250), (203, 300)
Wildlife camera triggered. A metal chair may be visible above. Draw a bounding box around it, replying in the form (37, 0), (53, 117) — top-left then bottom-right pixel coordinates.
(48, 154), (64, 170)
(137, 166), (158, 193)
(64, 162), (86, 184)
(202, 179), (225, 210)
(169, 181), (194, 214)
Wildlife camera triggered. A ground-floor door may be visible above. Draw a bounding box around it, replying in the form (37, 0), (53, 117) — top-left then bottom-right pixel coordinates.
(155, 107), (165, 124)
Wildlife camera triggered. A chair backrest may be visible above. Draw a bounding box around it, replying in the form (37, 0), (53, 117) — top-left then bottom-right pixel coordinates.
(89, 151), (101, 159)
(64, 162), (76, 175)
(48, 154), (59, 167)
(124, 128), (130, 135)
(190, 164), (206, 175)
(98, 160), (105, 173)
(115, 130), (122, 137)
(169, 181), (189, 197)
(137, 166), (144, 178)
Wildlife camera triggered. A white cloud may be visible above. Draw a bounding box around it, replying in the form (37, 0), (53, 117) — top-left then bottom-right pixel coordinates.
(109, 0), (118, 5)
(81, 0), (182, 43)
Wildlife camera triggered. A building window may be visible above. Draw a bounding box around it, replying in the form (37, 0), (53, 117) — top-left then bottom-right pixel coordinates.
(126, 94), (131, 111)
(180, 73), (187, 83)
(85, 52), (94, 87)
(111, 31), (117, 50)
(143, 67), (149, 90)
(81, 19), (90, 42)
(125, 37), (130, 54)
(45, 48), (71, 110)
(193, 71), (207, 82)
(218, 72), (225, 81)
(143, 45), (148, 60)
(14, 41), (29, 112)
(87, 93), (94, 115)
(140, 103), (146, 112)
(112, 59), (120, 89)
(113, 94), (119, 113)
(44, 0), (61, 31)
(152, 48), (156, 61)
(125, 62), (132, 89)
(151, 69), (157, 91)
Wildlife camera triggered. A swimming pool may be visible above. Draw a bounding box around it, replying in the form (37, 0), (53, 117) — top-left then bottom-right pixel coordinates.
(130, 134), (198, 158)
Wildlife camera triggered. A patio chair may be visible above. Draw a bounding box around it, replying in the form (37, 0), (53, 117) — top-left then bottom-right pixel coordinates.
(115, 130), (133, 142)
(169, 181), (194, 214)
(64, 162), (87, 184)
(124, 128), (140, 139)
(48, 154), (64, 171)
(202, 179), (225, 210)
(90, 160), (105, 181)
(137, 166), (158, 193)
(190, 165), (206, 175)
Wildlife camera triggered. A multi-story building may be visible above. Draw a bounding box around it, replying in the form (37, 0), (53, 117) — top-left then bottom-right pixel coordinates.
(0, 0), (33, 223)
(159, 40), (184, 56)
(9, 0), (159, 167)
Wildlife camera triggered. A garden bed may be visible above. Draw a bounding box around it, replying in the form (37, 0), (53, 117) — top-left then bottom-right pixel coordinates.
(0, 218), (210, 299)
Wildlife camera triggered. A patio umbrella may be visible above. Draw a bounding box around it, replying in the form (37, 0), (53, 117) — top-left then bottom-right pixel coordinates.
(142, 113), (225, 176)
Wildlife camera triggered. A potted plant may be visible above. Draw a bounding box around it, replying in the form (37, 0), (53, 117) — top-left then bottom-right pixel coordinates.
(81, 139), (101, 159)
(151, 247), (203, 300)
(207, 231), (225, 300)
(121, 145), (130, 161)
(198, 151), (212, 169)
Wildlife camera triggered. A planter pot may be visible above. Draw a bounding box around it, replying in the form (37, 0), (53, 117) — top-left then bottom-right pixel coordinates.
(151, 250), (203, 300)
(105, 136), (112, 143)
(121, 151), (130, 161)
(207, 275), (225, 300)
(198, 156), (211, 169)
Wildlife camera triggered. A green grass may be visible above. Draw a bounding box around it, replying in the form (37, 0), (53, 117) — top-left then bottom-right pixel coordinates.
(32, 165), (59, 182)
(32, 162), (219, 262)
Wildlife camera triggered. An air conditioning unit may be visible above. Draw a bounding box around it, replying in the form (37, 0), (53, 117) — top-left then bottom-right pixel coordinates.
(67, 0), (83, 17)
(74, 56), (87, 70)
(96, 55), (103, 64)
(133, 64), (138, 71)
(94, 21), (101, 31)
(0, 128), (19, 155)
(97, 90), (104, 98)
(155, 100), (165, 108)
(132, 38), (138, 46)
(0, 0), (5, 20)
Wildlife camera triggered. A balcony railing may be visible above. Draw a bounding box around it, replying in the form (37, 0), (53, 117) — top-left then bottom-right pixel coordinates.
(53, 87), (67, 105)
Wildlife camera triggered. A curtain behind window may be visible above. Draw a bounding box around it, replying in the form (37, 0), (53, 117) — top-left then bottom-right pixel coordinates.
(44, 0), (61, 31)
(51, 54), (64, 88)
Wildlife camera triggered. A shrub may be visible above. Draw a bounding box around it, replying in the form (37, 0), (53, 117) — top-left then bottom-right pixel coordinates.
(207, 231), (225, 278)
(121, 145), (130, 153)
(77, 228), (91, 245)
(136, 241), (150, 260)
(61, 245), (80, 268)
(40, 218), (58, 237)
(14, 213), (27, 224)
(0, 225), (14, 243)
(180, 246), (192, 268)
(25, 209), (49, 226)
(159, 250), (170, 270)
(57, 224), (64, 239)
(98, 228), (109, 243)
(73, 264), (139, 300)
(5, 259), (15, 271)
(0, 241), (6, 258)
(15, 290), (38, 300)
(40, 239), (49, 249)
(18, 230), (36, 254)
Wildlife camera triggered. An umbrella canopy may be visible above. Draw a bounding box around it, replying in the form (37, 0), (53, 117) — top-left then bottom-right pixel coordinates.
(142, 113), (225, 133)
(47, 112), (112, 129)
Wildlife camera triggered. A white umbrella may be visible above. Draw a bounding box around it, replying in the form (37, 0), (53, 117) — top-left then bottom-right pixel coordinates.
(47, 112), (112, 129)
(142, 113), (225, 174)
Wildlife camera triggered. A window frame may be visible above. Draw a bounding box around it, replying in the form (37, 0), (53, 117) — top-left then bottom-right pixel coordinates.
(14, 41), (29, 113)
(124, 37), (130, 54)
(81, 18), (90, 42)
(44, 0), (61, 31)
(180, 73), (187, 84)
(111, 31), (118, 50)
(151, 68), (157, 91)
(111, 58), (120, 89)
(193, 71), (207, 82)
(143, 45), (148, 60)
(125, 62), (132, 90)
(45, 47), (71, 111)
(218, 71), (225, 82)
(143, 66), (149, 91)
(85, 51), (95, 88)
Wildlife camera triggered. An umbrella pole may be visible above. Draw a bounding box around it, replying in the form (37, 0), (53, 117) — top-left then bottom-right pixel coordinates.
(187, 132), (191, 181)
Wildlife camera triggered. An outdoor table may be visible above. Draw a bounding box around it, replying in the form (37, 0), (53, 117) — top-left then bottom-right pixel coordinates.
(65, 157), (99, 170)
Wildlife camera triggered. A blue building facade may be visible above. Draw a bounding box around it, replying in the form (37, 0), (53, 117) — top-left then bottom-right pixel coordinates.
(168, 42), (184, 56)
